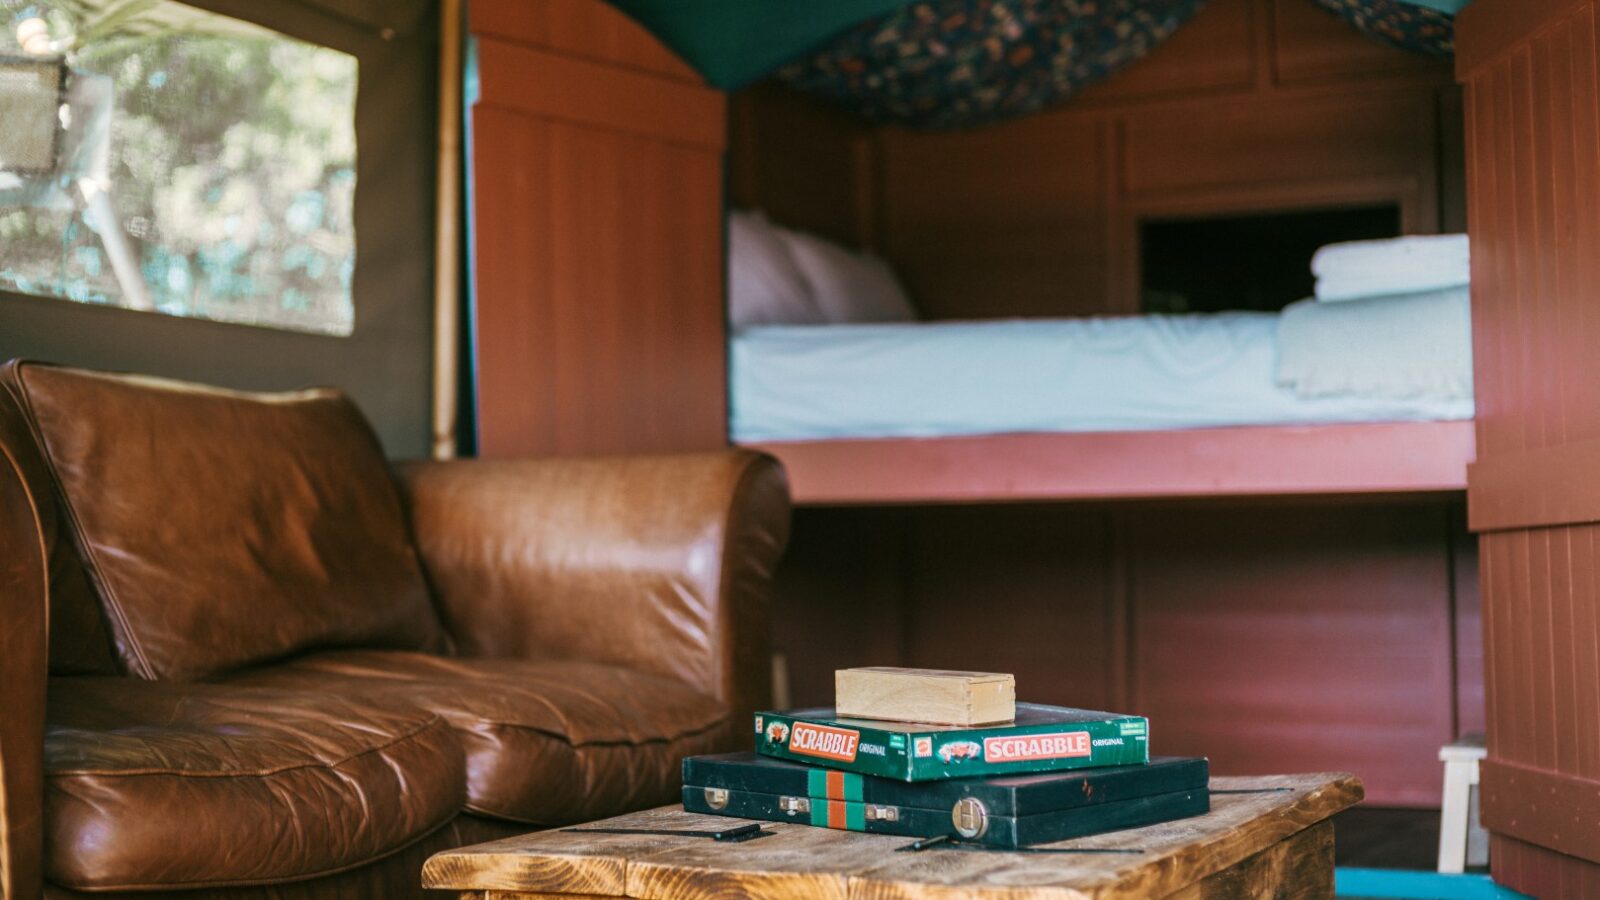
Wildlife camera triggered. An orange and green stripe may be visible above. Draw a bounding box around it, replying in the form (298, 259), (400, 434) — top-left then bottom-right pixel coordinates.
(806, 769), (866, 830)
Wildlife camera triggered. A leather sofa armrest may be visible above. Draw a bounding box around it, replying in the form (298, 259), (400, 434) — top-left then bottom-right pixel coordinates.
(396, 450), (791, 743)
(0, 441), (48, 899)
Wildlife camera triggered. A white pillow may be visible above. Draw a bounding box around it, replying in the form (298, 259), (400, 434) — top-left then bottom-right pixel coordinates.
(1312, 234), (1470, 302)
(1276, 288), (1473, 400)
(780, 228), (918, 324)
(727, 210), (823, 330)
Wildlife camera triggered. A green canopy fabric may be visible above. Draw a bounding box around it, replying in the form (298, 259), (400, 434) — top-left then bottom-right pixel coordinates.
(603, 0), (911, 89)
(1404, 0), (1471, 12)
(603, 0), (1472, 91)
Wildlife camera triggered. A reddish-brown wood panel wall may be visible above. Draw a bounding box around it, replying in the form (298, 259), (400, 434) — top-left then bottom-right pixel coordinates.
(775, 499), (1481, 807)
(729, 0), (1461, 319)
(470, 0), (728, 458)
(1458, 0), (1600, 892)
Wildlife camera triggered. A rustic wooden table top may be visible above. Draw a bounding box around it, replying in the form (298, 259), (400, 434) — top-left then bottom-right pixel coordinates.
(423, 773), (1363, 899)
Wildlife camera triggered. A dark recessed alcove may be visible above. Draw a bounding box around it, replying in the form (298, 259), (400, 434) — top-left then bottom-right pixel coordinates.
(1140, 205), (1402, 314)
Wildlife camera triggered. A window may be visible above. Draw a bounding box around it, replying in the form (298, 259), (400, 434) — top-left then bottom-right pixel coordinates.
(1140, 205), (1401, 314)
(0, 2), (358, 335)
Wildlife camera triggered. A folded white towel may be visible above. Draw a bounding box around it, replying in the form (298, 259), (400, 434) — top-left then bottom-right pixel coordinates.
(1276, 287), (1473, 400)
(1312, 234), (1470, 301)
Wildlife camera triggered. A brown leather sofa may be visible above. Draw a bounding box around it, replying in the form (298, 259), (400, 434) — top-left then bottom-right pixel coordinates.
(0, 360), (790, 898)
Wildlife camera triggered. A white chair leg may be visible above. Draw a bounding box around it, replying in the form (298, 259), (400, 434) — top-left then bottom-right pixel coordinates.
(1437, 760), (1471, 874)
(1465, 782), (1489, 868)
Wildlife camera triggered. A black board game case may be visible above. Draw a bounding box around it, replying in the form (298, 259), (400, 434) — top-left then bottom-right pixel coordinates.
(756, 704), (1149, 781)
(682, 752), (1209, 848)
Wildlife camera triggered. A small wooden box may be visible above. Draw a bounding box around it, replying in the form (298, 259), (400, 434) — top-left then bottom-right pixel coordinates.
(835, 667), (1016, 726)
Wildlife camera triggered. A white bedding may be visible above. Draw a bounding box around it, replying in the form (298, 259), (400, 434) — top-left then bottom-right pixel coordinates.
(1277, 288), (1473, 400)
(1312, 234), (1470, 301)
(730, 313), (1474, 442)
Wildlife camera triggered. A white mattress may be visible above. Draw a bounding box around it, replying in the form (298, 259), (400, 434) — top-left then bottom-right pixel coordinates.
(729, 314), (1475, 442)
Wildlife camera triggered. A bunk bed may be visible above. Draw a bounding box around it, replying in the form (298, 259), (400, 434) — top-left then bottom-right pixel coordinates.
(712, 0), (1477, 510)
(728, 212), (1477, 504)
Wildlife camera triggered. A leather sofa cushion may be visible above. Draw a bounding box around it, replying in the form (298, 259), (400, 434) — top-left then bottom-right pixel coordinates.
(228, 651), (728, 824)
(7, 362), (449, 680)
(44, 678), (465, 892)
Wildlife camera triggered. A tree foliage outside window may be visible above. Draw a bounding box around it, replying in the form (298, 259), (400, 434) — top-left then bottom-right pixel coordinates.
(0, 1), (358, 335)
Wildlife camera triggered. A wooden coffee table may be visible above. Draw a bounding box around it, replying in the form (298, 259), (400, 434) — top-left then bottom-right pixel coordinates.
(423, 773), (1362, 899)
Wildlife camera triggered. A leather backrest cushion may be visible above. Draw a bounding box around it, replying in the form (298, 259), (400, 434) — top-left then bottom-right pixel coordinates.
(8, 362), (449, 680)
(0, 363), (120, 675)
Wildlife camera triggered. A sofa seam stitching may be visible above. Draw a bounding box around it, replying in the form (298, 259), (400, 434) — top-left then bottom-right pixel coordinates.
(464, 710), (731, 749)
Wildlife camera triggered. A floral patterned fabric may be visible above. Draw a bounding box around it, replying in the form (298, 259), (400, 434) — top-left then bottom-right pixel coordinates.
(773, 0), (1455, 130)
(776, 0), (1210, 130)
(1309, 0), (1454, 56)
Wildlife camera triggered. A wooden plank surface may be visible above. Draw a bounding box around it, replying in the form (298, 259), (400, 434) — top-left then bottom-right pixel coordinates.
(423, 773), (1362, 899)
(746, 421), (1475, 506)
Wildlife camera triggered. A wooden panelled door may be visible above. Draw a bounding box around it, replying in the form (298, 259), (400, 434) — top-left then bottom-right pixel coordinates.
(468, 0), (728, 458)
(1457, 0), (1600, 894)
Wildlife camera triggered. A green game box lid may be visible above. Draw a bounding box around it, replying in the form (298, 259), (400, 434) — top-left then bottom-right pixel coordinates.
(755, 703), (1150, 781)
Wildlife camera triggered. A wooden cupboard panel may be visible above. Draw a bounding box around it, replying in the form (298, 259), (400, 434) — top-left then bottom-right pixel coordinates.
(1123, 91), (1435, 195)
(882, 118), (1102, 226)
(469, 0), (699, 83)
(879, 118), (1107, 318)
(771, 508), (912, 707)
(1492, 835), (1600, 899)
(470, 0), (727, 459)
(1460, 0), (1600, 887)
(1440, 88), (1469, 233)
(1453, 523), (1487, 737)
(905, 507), (1116, 713)
(477, 40), (724, 152)
(1272, 0), (1452, 85)
(1456, 0), (1594, 73)
(472, 107), (726, 457)
(1469, 436), (1600, 532)
(729, 85), (875, 249)
(886, 224), (1109, 319)
(1073, 0), (1256, 104)
(1127, 503), (1457, 807)
(773, 499), (1478, 807)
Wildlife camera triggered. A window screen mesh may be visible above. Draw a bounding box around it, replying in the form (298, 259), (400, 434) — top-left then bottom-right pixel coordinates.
(0, 3), (358, 335)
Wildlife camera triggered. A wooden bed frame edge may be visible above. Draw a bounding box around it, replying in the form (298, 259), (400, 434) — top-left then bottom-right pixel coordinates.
(746, 420), (1477, 506)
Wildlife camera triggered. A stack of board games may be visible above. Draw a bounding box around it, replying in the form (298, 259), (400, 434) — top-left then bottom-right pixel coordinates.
(681, 669), (1209, 847)
(683, 752), (1209, 848)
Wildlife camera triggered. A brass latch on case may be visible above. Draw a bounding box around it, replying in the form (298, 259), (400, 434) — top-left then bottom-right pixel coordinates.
(703, 787), (729, 810)
(864, 804), (900, 822)
(951, 797), (989, 839)
(779, 796), (811, 814)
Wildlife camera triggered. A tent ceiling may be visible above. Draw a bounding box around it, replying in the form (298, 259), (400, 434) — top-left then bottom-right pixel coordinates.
(604, 0), (1471, 90)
